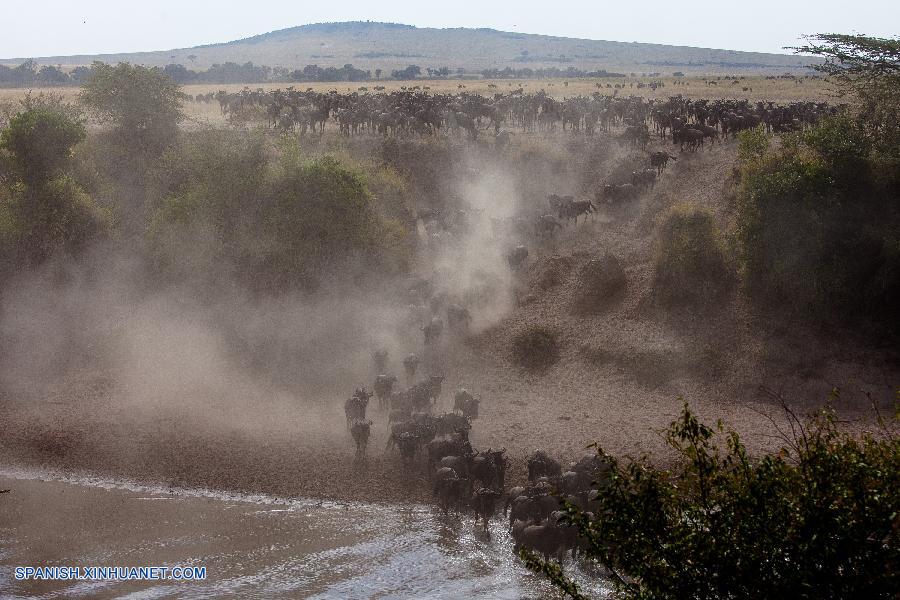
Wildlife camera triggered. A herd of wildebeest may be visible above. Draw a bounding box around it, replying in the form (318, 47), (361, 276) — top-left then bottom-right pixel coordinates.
(343, 343), (609, 560)
(194, 86), (837, 145)
(227, 85), (835, 558)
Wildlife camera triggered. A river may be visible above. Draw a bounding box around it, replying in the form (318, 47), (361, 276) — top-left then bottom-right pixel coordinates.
(0, 467), (610, 599)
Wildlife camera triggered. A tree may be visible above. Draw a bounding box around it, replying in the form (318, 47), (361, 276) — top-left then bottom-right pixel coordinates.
(78, 62), (184, 152)
(0, 109), (106, 265)
(793, 34), (900, 150)
(1, 108), (85, 185)
(522, 402), (899, 600)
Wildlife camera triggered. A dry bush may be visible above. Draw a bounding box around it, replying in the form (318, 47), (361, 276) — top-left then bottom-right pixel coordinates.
(572, 254), (626, 313)
(511, 325), (559, 370)
(653, 204), (731, 306)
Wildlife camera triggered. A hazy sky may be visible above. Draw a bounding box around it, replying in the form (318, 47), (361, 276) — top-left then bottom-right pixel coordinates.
(3, 0), (897, 58)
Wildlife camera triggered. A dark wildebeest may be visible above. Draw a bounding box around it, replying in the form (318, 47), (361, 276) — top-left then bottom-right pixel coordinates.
(434, 412), (471, 437)
(471, 448), (507, 489)
(433, 468), (466, 513)
(344, 389), (372, 428)
(453, 388), (480, 420)
(527, 450), (563, 481)
(406, 375), (445, 412)
(403, 353), (420, 383)
(472, 487), (503, 532)
(536, 215), (562, 238)
(422, 317), (443, 344)
(599, 183), (639, 206)
(558, 199), (596, 225)
(506, 245), (529, 270)
(350, 419), (372, 458)
(394, 432), (421, 461)
(631, 168), (657, 189)
(426, 434), (472, 469)
(649, 151), (677, 174)
(374, 374), (398, 410)
(517, 523), (565, 560)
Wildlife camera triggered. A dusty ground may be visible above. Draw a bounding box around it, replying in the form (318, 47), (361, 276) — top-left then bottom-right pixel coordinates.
(0, 118), (894, 504)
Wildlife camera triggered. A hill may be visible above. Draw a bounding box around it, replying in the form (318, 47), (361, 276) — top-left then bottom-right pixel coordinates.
(1, 21), (815, 75)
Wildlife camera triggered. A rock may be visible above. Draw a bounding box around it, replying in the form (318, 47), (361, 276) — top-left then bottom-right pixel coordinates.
(572, 254), (626, 312)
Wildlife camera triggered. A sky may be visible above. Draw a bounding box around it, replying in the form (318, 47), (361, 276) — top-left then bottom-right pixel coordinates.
(3, 0), (897, 59)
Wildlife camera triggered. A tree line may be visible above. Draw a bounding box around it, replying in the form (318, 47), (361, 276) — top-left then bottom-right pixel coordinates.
(1, 59), (635, 88)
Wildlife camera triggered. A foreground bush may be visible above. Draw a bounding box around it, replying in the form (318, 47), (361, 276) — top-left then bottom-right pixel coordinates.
(523, 402), (900, 599)
(653, 205), (731, 305)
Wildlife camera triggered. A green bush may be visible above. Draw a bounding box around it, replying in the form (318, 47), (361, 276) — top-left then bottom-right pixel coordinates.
(653, 204), (731, 305)
(1, 108), (85, 185)
(523, 402), (900, 600)
(735, 115), (900, 331)
(0, 108), (106, 269)
(512, 325), (560, 370)
(148, 134), (410, 293)
(78, 62), (183, 154)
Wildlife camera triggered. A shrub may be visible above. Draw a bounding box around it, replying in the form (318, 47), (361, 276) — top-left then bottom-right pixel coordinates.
(78, 62), (184, 153)
(735, 116), (900, 331)
(523, 402), (900, 600)
(653, 204), (731, 305)
(1, 108), (85, 185)
(572, 254), (626, 312)
(0, 108), (106, 269)
(148, 135), (410, 293)
(511, 325), (559, 370)
(3, 176), (108, 266)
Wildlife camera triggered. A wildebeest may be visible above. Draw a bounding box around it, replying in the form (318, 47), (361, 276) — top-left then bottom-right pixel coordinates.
(558, 199), (596, 225)
(426, 434), (472, 469)
(527, 450), (563, 481)
(631, 168), (657, 189)
(471, 448), (507, 489)
(649, 151), (677, 174)
(434, 412), (471, 436)
(453, 388), (481, 420)
(350, 419), (372, 458)
(344, 388), (372, 428)
(403, 353), (420, 383)
(472, 487), (503, 531)
(374, 374), (398, 410)
(599, 182), (639, 205)
(433, 468), (466, 513)
(536, 215), (562, 238)
(406, 375), (445, 412)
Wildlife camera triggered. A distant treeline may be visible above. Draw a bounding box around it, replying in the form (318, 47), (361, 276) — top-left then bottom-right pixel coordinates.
(1, 59), (628, 87)
(0, 61), (92, 86)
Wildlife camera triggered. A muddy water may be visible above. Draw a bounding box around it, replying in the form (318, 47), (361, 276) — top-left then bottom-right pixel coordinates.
(0, 468), (610, 599)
